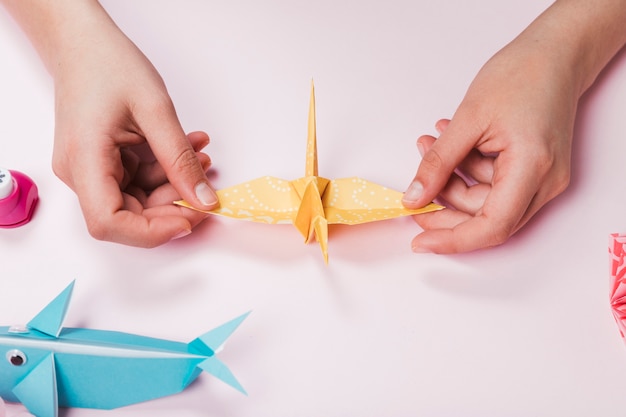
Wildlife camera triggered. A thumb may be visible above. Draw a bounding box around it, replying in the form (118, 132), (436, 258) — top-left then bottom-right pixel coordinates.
(140, 104), (219, 210)
(402, 118), (478, 209)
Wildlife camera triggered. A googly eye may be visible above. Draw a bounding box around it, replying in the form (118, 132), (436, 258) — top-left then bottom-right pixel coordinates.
(6, 349), (27, 366)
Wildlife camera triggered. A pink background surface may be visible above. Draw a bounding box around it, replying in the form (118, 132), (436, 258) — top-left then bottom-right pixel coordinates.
(2, 1), (626, 415)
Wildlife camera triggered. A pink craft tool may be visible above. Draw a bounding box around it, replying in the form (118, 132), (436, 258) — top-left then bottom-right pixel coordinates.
(0, 167), (38, 228)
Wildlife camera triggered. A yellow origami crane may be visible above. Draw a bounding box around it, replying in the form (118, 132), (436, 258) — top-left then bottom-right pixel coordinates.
(175, 82), (443, 262)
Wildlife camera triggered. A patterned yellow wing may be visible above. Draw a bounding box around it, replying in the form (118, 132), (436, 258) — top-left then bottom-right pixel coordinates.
(321, 177), (443, 225)
(175, 176), (300, 224)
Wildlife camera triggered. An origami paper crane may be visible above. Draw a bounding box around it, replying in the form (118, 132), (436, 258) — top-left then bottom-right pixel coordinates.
(0, 281), (248, 417)
(175, 82), (443, 262)
(610, 233), (626, 338)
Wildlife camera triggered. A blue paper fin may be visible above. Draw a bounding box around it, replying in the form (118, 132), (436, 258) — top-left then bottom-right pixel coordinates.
(188, 312), (249, 394)
(198, 356), (247, 395)
(189, 312), (250, 354)
(27, 281), (75, 337)
(13, 353), (58, 417)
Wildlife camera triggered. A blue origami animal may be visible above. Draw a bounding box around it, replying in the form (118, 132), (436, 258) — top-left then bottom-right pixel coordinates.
(0, 281), (248, 417)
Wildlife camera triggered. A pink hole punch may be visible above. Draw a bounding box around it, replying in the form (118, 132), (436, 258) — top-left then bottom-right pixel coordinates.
(0, 168), (38, 228)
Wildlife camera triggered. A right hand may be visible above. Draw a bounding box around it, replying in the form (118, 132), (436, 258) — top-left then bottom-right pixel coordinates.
(402, 31), (577, 253)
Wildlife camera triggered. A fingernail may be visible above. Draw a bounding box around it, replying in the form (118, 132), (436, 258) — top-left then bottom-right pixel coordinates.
(402, 180), (423, 204)
(417, 141), (426, 156)
(195, 182), (218, 207)
(411, 243), (432, 253)
(172, 229), (192, 240)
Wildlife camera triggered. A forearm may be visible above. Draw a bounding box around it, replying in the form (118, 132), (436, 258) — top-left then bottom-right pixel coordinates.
(514, 0), (626, 96)
(0, 0), (121, 77)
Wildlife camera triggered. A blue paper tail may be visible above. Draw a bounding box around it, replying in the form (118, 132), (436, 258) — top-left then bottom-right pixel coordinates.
(13, 353), (58, 417)
(188, 312), (250, 394)
(27, 280), (75, 337)
(198, 356), (247, 395)
(189, 312), (250, 354)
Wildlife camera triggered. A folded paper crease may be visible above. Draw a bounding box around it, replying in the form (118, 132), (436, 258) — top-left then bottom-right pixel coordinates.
(175, 81), (443, 262)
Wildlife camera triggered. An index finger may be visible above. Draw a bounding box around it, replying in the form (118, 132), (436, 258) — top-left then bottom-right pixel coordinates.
(411, 151), (541, 253)
(404, 115), (483, 209)
(135, 97), (217, 210)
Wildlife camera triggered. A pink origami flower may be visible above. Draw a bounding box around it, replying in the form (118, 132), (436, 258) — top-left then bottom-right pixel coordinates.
(610, 233), (626, 337)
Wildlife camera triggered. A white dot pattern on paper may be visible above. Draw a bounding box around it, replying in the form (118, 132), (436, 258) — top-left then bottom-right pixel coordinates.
(213, 176), (300, 224)
(321, 177), (417, 225)
(218, 174), (442, 226)
(177, 175), (442, 226)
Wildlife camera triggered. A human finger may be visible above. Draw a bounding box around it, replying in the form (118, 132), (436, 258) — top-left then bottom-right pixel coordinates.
(131, 151), (211, 192)
(403, 116), (482, 209)
(143, 182), (209, 224)
(417, 133), (495, 186)
(119, 148), (140, 190)
(72, 148), (192, 247)
(128, 131), (211, 190)
(436, 174), (491, 214)
(434, 118), (450, 134)
(412, 207), (472, 231)
(135, 99), (218, 210)
(411, 152), (541, 253)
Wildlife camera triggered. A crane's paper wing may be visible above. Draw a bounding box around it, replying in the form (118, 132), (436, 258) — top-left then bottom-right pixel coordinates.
(323, 177), (443, 225)
(173, 81), (444, 262)
(175, 176), (299, 224)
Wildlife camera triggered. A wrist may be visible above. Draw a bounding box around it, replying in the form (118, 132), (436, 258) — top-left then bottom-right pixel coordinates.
(520, 0), (626, 97)
(1, 0), (119, 77)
